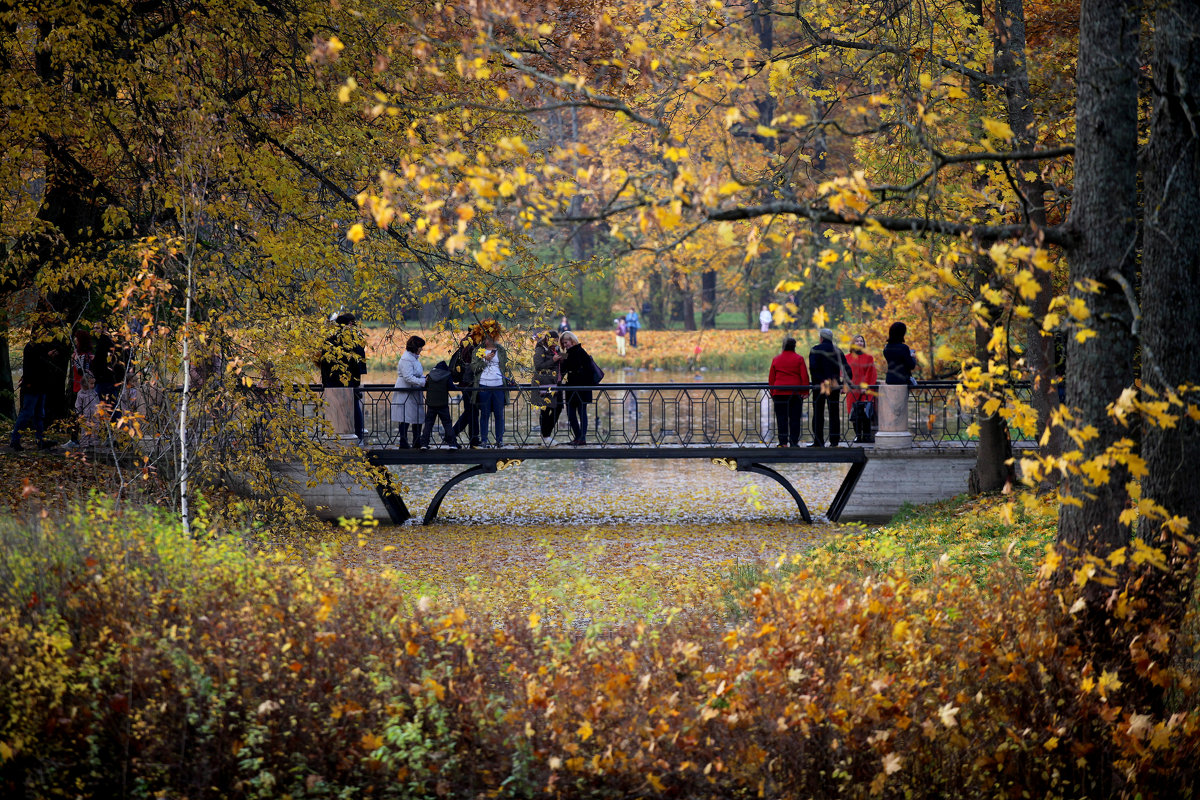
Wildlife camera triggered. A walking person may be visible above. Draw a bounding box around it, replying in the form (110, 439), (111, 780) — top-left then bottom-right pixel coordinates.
(883, 322), (919, 385)
(615, 317), (627, 357)
(418, 360), (459, 449)
(625, 307), (640, 347)
(759, 305), (773, 333)
(768, 338), (810, 447)
(472, 334), (511, 447)
(846, 334), (878, 444)
(10, 319), (61, 451)
(318, 312), (368, 441)
(533, 330), (564, 445)
(559, 331), (595, 446)
(391, 335), (426, 448)
(66, 328), (94, 448)
(93, 320), (130, 413)
(449, 336), (480, 447)
(808, 328), (852, 447)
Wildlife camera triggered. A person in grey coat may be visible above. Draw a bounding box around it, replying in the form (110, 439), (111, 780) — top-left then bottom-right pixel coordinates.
(391, 335), (426, 448)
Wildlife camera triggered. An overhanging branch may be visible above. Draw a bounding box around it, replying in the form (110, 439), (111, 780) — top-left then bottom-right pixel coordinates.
(705, 202), (1074, 246)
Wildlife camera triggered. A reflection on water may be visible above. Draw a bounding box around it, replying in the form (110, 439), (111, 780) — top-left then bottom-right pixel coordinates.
(392, 457), (849, 526)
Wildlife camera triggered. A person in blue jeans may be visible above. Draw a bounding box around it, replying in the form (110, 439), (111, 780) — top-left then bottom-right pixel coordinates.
(11, 321), (61, 451)
(471, 334), (510, 447)
(625, 307), (640, 347)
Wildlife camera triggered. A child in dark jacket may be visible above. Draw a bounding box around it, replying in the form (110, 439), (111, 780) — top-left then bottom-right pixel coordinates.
(420, 361), (460, 449)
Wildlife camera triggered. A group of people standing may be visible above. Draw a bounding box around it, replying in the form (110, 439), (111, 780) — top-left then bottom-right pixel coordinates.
(10, 318), (133, 451)
(767, 322), (918, 447)
(382, 327), (601, 449)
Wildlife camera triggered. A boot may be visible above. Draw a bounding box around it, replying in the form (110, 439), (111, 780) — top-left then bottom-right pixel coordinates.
(412, 424), (423, 449)
(397, 422), (410, 449)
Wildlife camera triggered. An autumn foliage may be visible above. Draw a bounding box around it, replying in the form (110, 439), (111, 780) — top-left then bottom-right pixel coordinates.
(1, 498), (1197, 798)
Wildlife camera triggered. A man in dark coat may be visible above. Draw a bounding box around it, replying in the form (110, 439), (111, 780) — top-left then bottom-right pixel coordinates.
(10, 320), (61, 450)
(559, 331), (595, 446)
(807, 328), (851, 447)
(93, 322), (130, 408)
(448, 336), (480, 447)
(318, 313), (368, 439)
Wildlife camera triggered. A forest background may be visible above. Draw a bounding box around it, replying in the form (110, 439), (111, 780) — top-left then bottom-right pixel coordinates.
(3, 0), (1200, 797)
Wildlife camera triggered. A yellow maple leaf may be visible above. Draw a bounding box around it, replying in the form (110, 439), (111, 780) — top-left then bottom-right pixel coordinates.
(577, 720), (593, 741)
(983, 117), (1014, 140)
(1097, 670), (1123, 697)
(346, 223), (365, 243)
(811, 305), (828, 328)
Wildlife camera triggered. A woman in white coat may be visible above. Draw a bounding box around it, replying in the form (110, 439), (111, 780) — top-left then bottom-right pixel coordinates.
(391, 335), (426, 448)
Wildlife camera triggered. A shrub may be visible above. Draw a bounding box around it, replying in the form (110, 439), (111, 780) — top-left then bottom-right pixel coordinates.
(0, 498), (1197, 798)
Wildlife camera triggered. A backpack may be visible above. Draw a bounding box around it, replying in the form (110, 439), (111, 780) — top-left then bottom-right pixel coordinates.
(589, 356), (605, 385)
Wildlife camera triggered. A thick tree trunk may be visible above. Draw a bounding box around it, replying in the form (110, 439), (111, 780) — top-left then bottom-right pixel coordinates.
(700, 270), (718, 328)
(1057, 0), (1140, 568)
(1137, 0), (1200, 628)
(0, 308), (13, 420)
(995, 0), (1062, 460)
(647, 271), (665, 329)
(680, 274), (697, 331)
(971, 267), (1012, 493)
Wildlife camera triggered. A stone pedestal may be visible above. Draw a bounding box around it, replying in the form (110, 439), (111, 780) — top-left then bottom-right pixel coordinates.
(874, 383), (912, 449)
(323, 387), (356, 437)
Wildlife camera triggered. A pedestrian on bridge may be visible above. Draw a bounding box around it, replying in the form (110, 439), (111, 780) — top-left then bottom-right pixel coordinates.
(449, 336), (481, 448)
(392, 335), (426, 448)
(883, 322), (918, 386)
(418, 361), (459, 450)
(559, 331), (595, 446)
(319, 312), (368, 442)
(472, 334), (511, 448)
(808, 328), (852, 447)
(846, 334), (878, 444)
(768, 337), (810, 448)
(534, 330), (564, 445)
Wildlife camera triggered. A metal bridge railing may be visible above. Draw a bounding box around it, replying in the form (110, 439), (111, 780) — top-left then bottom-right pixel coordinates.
(330, 382), (1036, 449)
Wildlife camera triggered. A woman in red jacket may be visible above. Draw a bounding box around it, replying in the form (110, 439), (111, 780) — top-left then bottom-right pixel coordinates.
(768, 338), (810, 447)
(845, 334), (878, 443)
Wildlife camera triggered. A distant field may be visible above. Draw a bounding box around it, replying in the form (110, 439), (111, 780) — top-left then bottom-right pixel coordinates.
(363, 327), (811, 379)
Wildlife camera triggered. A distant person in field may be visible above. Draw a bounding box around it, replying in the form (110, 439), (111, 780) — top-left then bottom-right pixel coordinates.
(846, 334), (878, 444)
(558, 315), (571, 334)
(884, 321), (918, 386)
(768, 337), (810, 448)
(759, 305), (773, 333)
(625, 306), (640, 347)
(391, 334), (426, 448)
(615, 317), (627, 356)
(808, 328), (852, 447)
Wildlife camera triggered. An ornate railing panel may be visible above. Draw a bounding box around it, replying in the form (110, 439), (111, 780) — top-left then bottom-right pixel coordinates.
(342, 381), (1035, 449)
